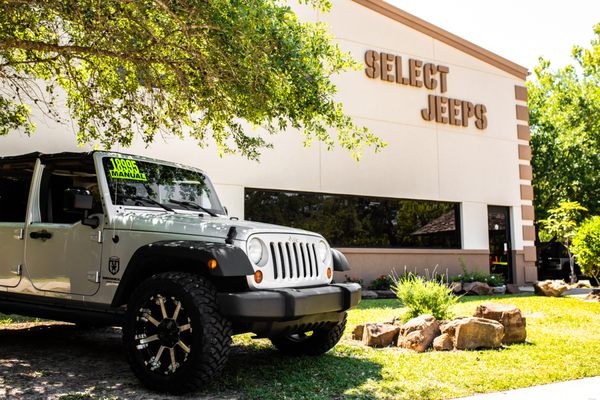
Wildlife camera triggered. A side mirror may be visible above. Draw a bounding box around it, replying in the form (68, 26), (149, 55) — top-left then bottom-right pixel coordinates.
(223, 206), (229, 216)
(64, 188), (93, 211)
(63, 188), (99, 229)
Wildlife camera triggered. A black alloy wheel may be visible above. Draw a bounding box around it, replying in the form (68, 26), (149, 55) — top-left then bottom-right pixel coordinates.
(133, 293), (193, 375)
(123, 272), (231, 393)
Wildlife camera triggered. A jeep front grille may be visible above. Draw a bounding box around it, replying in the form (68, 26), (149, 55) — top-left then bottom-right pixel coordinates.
(246, 233), (331, 289)
(269, 241), (320, 280)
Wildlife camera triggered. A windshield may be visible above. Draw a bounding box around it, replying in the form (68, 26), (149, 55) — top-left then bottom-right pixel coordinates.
(101, 156), (224, 215)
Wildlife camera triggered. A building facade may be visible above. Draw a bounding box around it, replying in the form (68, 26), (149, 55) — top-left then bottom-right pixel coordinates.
(0, 0), (536, 284)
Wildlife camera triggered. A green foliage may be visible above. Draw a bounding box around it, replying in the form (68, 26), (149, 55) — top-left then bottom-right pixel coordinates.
(528, 24), (600, 220)
(391, 272), (457, 322)
(0, 0), (385, 159)
(452, 262), (506, 287)
(368, 274), (393, 290)
(572, 216), (600, 283)
(451, 271), (505, 287)
(539, 201), (587, 251)
(344, 275), (363, 286)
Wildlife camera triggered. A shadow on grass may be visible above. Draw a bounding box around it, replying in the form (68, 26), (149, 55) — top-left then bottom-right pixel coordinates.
(0, 324), (185, 399)
(207, 344), (383, 400)
(0, 323), (382, 400)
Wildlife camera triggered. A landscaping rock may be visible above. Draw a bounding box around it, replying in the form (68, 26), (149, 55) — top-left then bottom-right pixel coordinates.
(373, 290), (396, 299)
(397, 314), (440, 352)
(432, 333), (454, 351)
(533, 280), (570, 297)
(463, 281), (492, 295)
(362, 323), (400, 347)
(572, 281), (592, 289)
(490, 285), (506, 294)
(473, 302), (526, 344)
(352, 324), (365, 340)
(450, 282), (463, 294)
(440, 317), (504, 350)
(505, 284), (521, 294)
(584, 289), (600, 302)
(362, 290), (378, 299)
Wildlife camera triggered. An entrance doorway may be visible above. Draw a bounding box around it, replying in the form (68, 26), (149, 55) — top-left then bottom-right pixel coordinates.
(488, 206), (513, 284)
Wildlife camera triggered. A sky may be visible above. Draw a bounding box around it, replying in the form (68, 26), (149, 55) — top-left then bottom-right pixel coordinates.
(386, 0), (600, 74)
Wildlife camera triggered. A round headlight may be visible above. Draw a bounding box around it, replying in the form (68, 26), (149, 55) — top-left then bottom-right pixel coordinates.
(317, 241), (328, 263)
(248, 238), (264, 265)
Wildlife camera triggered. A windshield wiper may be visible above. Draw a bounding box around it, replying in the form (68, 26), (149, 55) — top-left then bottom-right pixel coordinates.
(168, 198), (218, 217)
(121, 195), (175, 212)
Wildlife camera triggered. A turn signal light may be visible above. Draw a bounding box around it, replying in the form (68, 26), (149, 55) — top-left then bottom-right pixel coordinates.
(254, 270), (263, 284)
(327, 267), (332, 280)
(208, 259), (218, 269)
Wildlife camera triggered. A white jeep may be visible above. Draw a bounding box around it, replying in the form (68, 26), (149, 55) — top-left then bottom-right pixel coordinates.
(0, 151), (361, 393)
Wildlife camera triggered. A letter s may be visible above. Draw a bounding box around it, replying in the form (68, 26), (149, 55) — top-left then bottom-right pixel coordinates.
(365, 50), (380, 79)
(475, 104), (488, 130)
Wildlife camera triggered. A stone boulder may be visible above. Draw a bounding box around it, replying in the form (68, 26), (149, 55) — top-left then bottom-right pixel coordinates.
(450, 282), (463, 295)
(432, 333), (454, 351)
(533, 280), (570, 297)
(352, 324), (365, 340)
(397, 314), (440, 352)
(440, 317), (504, 350)
(361, 290), (378, 299)
(373, 290), (397, 299)
(362, 323), (400, 347)
(473, 302), (526, 344)
(584, 289), (600, 302)
(505, 284), (521, 294)
(463, 281), (492, 295)
(572, 281), (592, 289)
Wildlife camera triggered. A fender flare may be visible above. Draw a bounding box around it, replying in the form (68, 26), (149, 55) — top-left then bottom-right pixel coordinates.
(111, 240), (253, 307)
(332, 248), (350, 272)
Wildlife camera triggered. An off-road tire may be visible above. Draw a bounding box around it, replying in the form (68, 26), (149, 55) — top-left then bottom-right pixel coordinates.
(270, 313), (347, 356)
(123, 272), (232, 393)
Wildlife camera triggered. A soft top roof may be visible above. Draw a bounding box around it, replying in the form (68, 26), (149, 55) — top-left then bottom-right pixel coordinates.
(0, 151), (93, 163)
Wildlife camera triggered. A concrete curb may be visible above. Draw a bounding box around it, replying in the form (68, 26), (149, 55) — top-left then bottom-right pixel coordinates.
(452, 376), (600, 400)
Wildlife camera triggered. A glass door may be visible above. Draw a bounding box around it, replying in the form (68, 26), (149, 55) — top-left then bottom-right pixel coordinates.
(488, 206), (513, 284)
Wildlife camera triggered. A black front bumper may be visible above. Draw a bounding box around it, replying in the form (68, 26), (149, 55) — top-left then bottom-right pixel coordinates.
(217, 283), (361, 320)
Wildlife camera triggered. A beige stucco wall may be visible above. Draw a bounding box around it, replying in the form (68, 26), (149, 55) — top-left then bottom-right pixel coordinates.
(333, 248), (490, 284)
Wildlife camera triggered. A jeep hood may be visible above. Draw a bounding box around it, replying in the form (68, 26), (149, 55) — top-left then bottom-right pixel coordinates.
(109, 211), (320, 242)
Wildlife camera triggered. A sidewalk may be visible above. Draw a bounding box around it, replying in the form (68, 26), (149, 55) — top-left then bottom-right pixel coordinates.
(454, 376), (600, 400)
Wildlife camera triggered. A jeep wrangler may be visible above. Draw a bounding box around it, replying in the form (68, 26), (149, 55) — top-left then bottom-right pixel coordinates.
(0, 151), (361, 393)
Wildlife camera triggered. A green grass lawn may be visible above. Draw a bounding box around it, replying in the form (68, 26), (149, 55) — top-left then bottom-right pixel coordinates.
(216, 294), (600, 400)
(1, 295), (599, 399)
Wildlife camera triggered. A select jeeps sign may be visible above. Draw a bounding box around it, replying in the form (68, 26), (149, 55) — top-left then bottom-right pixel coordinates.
(364, 50), (488, 130)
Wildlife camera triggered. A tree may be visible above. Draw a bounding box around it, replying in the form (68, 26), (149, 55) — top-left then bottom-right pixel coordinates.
(572, 216), (600, 285)
(539, 201), (587, 283)
(527, 24), (600, 221)
(0, 0), (385, 159)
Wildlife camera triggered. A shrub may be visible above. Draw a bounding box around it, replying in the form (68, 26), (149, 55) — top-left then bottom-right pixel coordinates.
(369, 274), (394, 290)
(572, 216), (600, 284)
(344, 275), (363, 286)
(391, 272), (457, 322)
(486, 274), (506, 287)
(452, 263), (506, 287)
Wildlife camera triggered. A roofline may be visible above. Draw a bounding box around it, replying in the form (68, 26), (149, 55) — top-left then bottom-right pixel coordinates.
(352, 0), (529, 80)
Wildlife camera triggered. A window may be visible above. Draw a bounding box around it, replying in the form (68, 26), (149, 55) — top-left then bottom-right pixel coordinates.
(244, 189), (461, 249)
(40, 157), (101, 224)
(0, 161), (35, 223)
(101, 157), (224, 214)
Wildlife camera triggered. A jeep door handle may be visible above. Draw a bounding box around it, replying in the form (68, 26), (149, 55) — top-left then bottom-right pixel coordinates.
(29, 230), (52, 240)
